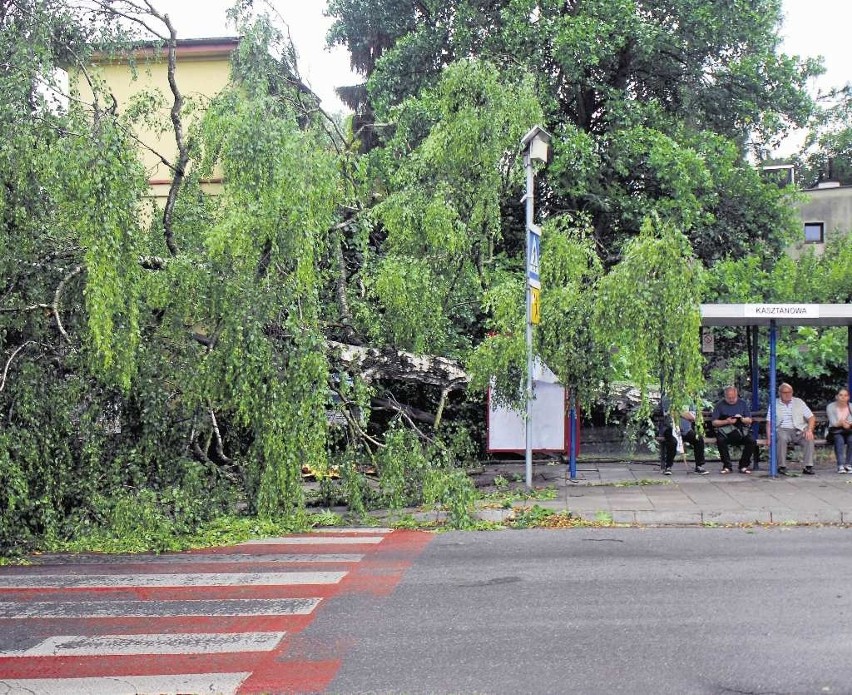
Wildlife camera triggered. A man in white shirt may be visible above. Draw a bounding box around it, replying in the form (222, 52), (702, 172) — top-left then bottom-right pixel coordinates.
(767, 383), (817, 475)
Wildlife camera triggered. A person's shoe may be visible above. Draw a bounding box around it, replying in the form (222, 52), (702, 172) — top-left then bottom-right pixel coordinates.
(663, 466), (672, 475)
(802, 466), (815, 475)
(694, 465), (709, 475)
(845, 465), (852, 473)
(838, 467), (848, 474)
(720, 467), (731, 474)
(778, 465), (788, 476)
(739, 467), (751, 474)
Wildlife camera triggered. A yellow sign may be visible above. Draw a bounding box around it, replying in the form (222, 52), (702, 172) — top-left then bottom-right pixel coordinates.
(530, 286), (541, 325)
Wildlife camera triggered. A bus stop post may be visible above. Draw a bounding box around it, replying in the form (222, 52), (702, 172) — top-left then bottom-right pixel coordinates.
(568, 394), (577, 481)
(769, 320), (778, 477)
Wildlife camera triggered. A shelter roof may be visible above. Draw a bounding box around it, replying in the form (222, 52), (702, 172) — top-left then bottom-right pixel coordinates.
(701, 303), (852, 327)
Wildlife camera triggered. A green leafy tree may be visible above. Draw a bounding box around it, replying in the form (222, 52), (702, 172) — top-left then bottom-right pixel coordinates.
(328, 0), (819, 264)
(468, 215), (607, 412)
(0, 3), (349, 551)
(352, 58), (543, 357)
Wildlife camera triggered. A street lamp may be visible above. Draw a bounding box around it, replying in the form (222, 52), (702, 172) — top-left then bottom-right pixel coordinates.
(520, 125), (551, 489)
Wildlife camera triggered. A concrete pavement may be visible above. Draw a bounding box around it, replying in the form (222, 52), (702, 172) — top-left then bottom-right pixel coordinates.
(473, 459), (852, 526)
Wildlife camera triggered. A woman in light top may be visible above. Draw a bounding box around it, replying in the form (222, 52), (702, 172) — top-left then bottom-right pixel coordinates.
(827, 387), (852, 473)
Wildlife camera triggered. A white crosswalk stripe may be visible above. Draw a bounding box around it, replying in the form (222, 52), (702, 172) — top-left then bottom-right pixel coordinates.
(0, 673), (251, 695)
(5, 631), (287, 657)
(0, 597), (320, 618)
(0, 571), (345, 589)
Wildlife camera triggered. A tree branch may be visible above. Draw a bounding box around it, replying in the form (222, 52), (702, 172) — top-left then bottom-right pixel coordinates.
(53, 264), (84, 343)
(433, 384), (454, 431)
(0, 341), (34, 392)
(333, 230), (359, 343)
(209, 407), (232, 464)
(371, 396), (436, 425)
(0, 264), (83, 343)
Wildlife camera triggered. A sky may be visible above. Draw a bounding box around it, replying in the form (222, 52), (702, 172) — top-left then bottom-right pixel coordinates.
(145, 0), (851, 137)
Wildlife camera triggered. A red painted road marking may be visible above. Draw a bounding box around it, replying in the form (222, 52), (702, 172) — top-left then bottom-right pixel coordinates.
(0, 529), (434, 694)
(237, 529), (435, 692)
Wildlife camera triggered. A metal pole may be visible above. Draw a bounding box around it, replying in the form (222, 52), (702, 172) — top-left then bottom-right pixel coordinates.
(569, 395), (577, 480)
(769, 320), (777, 477)
(524, 150), (534, 489)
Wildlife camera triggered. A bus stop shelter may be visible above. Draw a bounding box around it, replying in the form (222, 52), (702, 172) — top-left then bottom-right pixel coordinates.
(700, 303), (852, 476)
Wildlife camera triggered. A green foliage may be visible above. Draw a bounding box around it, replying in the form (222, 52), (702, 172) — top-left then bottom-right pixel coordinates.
(359, 59), (543, 355)
(797, 85), (852, 187)
(49, 510), (345, 555)
(507, 504), (583, 529)
(368, 425), (478, 529)
(537, 217), (608, 408)
(329, 0), (818, 265)
(376, 427), (431, 509)
(466, 269), (526, 405)
(467, 215), (609, 412)
(596, 217), (705, 423)
(2, 2), (844, 557)
(58, 113), (147, 390)
(0, 7), (347, 555)
(478, 485), (559, 506)
(423, 468), (476, 529)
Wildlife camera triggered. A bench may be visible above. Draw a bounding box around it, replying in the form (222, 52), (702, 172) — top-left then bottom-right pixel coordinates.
(657, 410), (831, 468)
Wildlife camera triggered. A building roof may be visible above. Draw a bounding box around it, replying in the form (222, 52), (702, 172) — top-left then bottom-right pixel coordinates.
(91, 37), (241, 63)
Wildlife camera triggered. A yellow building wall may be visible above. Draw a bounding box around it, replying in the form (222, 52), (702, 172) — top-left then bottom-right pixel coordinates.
(77, 40), (238, 202)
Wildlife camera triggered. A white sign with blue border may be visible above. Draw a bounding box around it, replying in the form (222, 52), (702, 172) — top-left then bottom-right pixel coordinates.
(527, 224), (541, 289)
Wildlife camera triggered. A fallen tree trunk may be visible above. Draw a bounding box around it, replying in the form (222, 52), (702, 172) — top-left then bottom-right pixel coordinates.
(328, 341), (469, 390)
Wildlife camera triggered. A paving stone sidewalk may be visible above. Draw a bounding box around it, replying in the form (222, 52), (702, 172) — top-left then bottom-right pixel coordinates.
(474, 460), (852, 526)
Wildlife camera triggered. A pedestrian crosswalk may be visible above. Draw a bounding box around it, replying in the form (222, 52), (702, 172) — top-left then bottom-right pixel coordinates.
(0, 527), (422, 695)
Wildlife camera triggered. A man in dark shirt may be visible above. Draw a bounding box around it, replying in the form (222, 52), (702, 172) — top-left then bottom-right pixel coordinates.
(711, 386), (756, 474)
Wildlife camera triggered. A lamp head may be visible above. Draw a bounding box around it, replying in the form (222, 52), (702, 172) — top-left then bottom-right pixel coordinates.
(521, 125), (552, 163)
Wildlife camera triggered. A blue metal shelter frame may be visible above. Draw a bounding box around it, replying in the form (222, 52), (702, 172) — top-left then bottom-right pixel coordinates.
(700, 304), (852, 477)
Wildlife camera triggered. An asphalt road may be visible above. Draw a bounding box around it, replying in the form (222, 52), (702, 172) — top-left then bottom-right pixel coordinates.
(321, 527), (852, 695)
(4, 527), (852, 694)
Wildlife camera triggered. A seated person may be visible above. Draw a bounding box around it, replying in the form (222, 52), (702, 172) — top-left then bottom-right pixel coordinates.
(768, 383), (816, 475)
(827, 387), (852, 473)
(661, 399), (707, 475)
(711, 386), (755, 474)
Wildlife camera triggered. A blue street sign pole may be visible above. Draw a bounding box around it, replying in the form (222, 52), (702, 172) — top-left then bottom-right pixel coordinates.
(750, 325), (760, 469)
(569, 395), (577, 480)
(769, 320), (778, 477)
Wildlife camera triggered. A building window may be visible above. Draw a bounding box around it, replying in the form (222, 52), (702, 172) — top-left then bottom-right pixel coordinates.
(804, 222), (824, 244)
